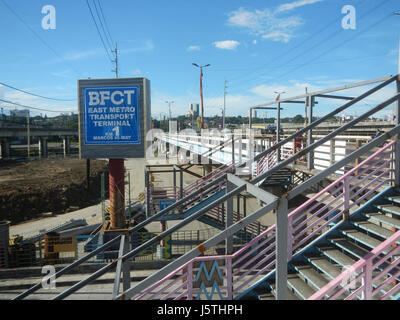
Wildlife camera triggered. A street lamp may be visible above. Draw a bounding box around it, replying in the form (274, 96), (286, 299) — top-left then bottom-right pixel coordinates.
(192, 63), (211, 129)
(274, 91), (285, 161)
(165, 101), (174, 120)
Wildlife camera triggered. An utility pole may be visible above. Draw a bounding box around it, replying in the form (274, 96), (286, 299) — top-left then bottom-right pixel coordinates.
(192, 63), (210, 129)
(304, 87), (308, 127)
(112, 43), (118, 78)
(26, 112), (30, 159)
(223, 78), (227, 129)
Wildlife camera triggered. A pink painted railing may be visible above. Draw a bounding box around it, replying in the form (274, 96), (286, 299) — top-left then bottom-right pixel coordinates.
(288, 141), (394, 259)
(205, 207), (265, 236)
(256, 142), (293, 177)
(133, 141), (394, 300)
(308, 229), (400, 300)
(134, 256), (233, 300)
(183, 163), (234, 197)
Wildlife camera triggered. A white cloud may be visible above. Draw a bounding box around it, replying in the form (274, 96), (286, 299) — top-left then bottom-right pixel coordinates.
(275, 0), (324, 13)
(227, 1), (322, 43)
(262, 31), (292, 43)
(187, 45), (200, 51)
(119, 40), (155, 54)
(228, 7), (303, 43)
(213, 40), (240, 50)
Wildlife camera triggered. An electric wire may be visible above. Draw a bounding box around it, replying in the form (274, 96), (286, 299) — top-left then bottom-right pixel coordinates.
(93, 0), (114, 51)
(229, 0), (388, 89)
(96, 0), (114, 48)
(0, 0), (83, 77)
(0, 81), (76, 101)
(86, 0), (113, 62)
(0, 98), (76, 114)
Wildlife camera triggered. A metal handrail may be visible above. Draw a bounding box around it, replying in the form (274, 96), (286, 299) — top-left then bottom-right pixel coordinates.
(15, 75), (400, 300)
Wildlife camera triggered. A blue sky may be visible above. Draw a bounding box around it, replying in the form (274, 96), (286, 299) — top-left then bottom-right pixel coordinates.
(0, 0), (399, 119)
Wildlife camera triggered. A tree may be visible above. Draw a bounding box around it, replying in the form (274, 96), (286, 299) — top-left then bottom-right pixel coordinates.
(293, 114), (305, 123)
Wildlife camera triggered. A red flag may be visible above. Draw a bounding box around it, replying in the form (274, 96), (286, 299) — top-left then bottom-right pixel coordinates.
(275, 94), (280, 102)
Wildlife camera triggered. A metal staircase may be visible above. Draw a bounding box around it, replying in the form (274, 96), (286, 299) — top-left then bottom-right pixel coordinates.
(244, 186), (400, 300)
(13, 74), (400, 300)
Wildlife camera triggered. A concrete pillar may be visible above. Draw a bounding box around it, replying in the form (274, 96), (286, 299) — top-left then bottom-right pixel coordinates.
(109, 159), (126, 229)
(63, 136), (71, 157)
(39, 137), (48, 158)
(0, 140), (10, 159)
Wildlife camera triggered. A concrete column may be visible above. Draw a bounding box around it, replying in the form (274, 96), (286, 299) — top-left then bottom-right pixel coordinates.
(39, 137), (48, 158)
(0, 140), (10, 159)
(109, 159), (126, 229)
(63, 136), (71, 157)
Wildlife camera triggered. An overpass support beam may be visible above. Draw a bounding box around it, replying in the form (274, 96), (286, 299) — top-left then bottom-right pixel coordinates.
(63, 136), (71, 157)
(0, 140), (10, 159)
(39, 137), (48, 158)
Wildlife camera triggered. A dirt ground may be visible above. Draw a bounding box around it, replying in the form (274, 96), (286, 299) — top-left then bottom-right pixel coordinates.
(0, 158), (109, 224)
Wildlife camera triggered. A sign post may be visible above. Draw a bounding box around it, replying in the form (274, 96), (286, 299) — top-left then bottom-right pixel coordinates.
(78, 78), (151, 230)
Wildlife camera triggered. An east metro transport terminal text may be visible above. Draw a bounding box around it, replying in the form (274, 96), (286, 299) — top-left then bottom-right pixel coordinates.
(87, 107), (136, 127)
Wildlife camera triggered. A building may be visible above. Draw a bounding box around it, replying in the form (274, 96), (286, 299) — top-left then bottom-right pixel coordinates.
(10, 109), (29, 117)
(190, 103), (199, 118)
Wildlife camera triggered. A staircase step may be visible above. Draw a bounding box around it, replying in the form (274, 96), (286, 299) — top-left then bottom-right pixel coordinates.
(385, 196), (400, 205)
(287, 274), (316, 300)
(351, 221), (394, 239)
(329, 238), (370, 259)
(268, 283), (300, 300)
(340, 230), (382, 250)
(316, 247), (357, 269)
(305, 255), (343, 279)
(292, 264), (330, 290)
(364, 213), (400, 230)
(376, 204), (400, 217)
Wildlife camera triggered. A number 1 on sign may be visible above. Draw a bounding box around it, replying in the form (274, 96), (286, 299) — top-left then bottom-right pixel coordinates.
(112, 126), (120, 138)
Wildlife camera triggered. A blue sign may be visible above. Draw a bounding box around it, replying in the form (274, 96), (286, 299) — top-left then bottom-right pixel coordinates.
(83, 86), (140, 145)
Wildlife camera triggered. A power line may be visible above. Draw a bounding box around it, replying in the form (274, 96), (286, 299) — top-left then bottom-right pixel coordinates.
(229, 0), (385, 89)
(269, 12), (393, 84)
(0, 0), (82, 77)
(93, 0), (113, 51)
(86, 0), (113, 62)
(0, 81), (76, 101)
(96, 0), (114, 48)
(0, 98), (76, 114)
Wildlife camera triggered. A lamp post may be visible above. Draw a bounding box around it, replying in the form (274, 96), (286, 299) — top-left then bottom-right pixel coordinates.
(274, 91), (285, 162)
(192, 63), (210, 129)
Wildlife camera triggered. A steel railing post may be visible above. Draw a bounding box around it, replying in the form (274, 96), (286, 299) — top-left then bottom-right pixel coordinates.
(395, 77), (400, 186)
(362, 261), (373, 300)
(343, 176), (350, 221)
(276, 196), (288, 300)
(226, 256), (233, 300)
(226, 181), (234, 255)
(187, 261), (193, 300)
(307, 96), (315, 171)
